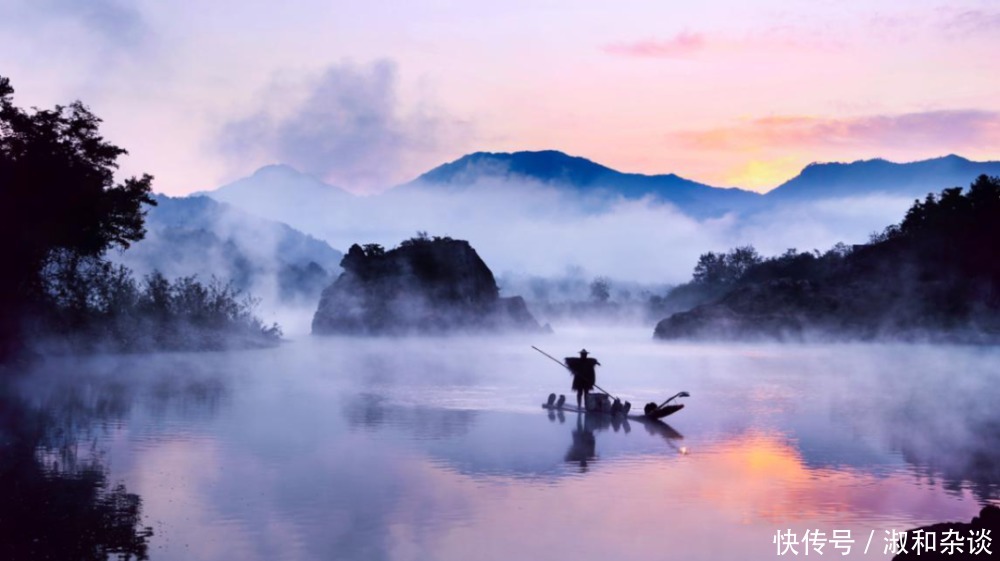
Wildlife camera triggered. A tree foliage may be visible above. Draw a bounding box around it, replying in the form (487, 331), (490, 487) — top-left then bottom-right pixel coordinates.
(36, 254), (281, 352)
(692, 245), (762, 286)
(651, 241), (854, 319)
(867, 175), (1000, 311)
(589, 276), (611, 303)
(655, 176), (1000, 340)
(1, 75), (155, 357)
(0, 76), (155, 284)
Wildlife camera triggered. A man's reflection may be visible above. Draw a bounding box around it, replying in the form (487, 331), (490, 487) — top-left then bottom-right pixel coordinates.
(564, 413), (597, 472)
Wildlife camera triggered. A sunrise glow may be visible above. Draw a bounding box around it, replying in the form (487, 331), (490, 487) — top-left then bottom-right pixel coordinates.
(0, 1), (996, 194)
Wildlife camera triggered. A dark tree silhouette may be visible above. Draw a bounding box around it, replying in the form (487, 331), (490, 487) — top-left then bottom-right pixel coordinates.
(655, 176), (1000, 340)
(589, 276), (611, 303)
(0, 75), (155, 360)
(691, 245), (762, 286)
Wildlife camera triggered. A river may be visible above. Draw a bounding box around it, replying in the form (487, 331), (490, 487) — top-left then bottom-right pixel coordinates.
(2, 327), (997, 560)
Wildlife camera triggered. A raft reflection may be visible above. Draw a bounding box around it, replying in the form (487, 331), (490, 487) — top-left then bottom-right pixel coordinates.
(548, 408), (685, 472)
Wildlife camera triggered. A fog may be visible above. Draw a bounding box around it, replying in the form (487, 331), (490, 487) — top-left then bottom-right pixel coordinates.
(109, 195), (342, 335)
(5, 329), (999, 560)
(201, 176), (914, 287)
(218, 60), (470, 192)
(125, 171), (917, 336)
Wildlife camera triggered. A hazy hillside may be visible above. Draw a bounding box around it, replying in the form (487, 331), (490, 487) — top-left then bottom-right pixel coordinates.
(654, 175), (1000, 342)
(115, 195), (343, 306)
(204, 164), (356, 231)
(412, 151), (1000, 210)
(405, 150), (761, 217)
(765, 155), (1000, 202)
(195, 151), (1000, 286)
(204, 152), (1000, 222)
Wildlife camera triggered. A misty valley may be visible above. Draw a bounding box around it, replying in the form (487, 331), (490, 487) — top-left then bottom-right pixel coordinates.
(2, 74), (1000, 561)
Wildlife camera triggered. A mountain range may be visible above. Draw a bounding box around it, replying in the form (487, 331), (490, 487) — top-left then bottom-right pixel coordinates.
(764, 154), (1000, 201)
(204, 150), (1000, 218)
(410, 150), (1000, 209)
(150, 149), (1000, 290)
(405, 150), (761, 216)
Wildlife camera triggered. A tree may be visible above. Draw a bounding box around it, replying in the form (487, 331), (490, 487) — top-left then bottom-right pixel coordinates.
(726, 245), (762, 279)
(692, 251), (728, 285)
(589, 276), (611, 303)
(0, 75), (155, 359)
(691, 245), (762, 286)
(362, 243), (385, 257)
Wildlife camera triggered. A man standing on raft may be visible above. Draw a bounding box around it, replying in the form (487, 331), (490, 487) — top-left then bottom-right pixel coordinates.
(565, 349), (600, 410)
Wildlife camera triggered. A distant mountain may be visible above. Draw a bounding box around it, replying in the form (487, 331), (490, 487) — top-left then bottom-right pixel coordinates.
(410, 151), (1000, 211)
(405, 150), (762, 217)
(205, 154), (1000, 224)
(416, 150), (619, 186)
(191, 153), (1000, 274)
(115, 195), (343, 305)
(765, 155), (1000, 202)
(202, 164), (356, 231)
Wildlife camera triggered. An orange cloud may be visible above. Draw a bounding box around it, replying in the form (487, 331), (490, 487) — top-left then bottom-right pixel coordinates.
(672, 110), (1000, 153)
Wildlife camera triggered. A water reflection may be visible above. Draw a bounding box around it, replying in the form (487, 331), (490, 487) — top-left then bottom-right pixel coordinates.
(821, 351), (1000, 504)
(892, 416), (1000, 503)
(0, 382), (152, 561)
(639, 418), (683, 441)
(343, 392), (478, 439)
(3, 339), (999, 561)
(547, 408), (685, 473)
(564, 414), (597, 471)
(0, 356), (234, 561)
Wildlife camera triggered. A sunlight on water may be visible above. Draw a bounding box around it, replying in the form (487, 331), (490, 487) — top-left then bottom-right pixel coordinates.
(4, 329), (998, 560)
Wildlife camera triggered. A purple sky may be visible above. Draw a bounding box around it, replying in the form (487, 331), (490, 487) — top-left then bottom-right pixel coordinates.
(1, 0), (997, 194)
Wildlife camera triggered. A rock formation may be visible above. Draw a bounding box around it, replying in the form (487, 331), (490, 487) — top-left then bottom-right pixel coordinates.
(312, 236), (542, 334)
(892, 505), (999, 560)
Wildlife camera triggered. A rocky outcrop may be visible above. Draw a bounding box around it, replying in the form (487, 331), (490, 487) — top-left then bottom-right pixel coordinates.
(312, 237), (543, 334)
(892, 505), (999, 560)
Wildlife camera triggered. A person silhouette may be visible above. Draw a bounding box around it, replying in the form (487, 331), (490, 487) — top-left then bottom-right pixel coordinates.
(565, 349), (600, 410)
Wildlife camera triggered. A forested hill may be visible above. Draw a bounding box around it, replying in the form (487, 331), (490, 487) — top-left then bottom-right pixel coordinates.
(653, 175), (1000, 341)
(117, 194), (342, 304)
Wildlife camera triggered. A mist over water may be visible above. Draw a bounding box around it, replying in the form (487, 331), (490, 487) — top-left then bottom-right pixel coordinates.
(5, 328), (998, 560)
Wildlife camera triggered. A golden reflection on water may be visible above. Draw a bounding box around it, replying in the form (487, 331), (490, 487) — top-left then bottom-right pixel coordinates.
(116, 411), (984, 561)
(380, 431), (981, 561)
(22, 339), (997, 561)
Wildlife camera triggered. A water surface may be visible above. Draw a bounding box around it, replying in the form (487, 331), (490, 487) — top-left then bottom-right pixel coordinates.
(3, 328), (998, 560)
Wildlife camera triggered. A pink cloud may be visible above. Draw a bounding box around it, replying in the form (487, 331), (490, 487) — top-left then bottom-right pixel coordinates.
(671, 110), (1000, 152)
(602, 32), (705, 58)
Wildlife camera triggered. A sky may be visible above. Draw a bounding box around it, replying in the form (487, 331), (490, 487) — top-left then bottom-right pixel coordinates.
(1, 0), (998, 195)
